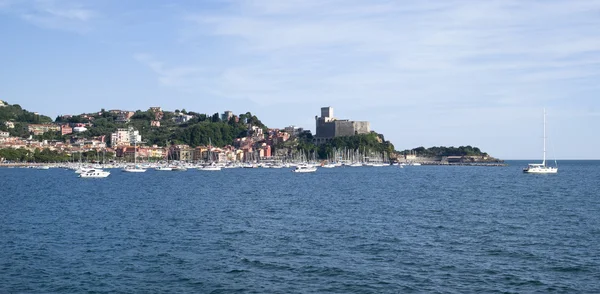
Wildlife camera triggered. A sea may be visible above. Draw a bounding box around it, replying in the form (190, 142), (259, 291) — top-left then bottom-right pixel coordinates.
(1, 161), (599, 293)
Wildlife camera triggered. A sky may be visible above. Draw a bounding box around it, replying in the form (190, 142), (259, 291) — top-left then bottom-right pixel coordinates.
(1, 0), (599, 159)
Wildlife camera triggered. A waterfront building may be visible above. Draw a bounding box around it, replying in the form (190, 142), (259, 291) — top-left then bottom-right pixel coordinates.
(314, 106), (370, 144)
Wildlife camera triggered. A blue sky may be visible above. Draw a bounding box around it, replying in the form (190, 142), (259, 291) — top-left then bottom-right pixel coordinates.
(1, 0), (599, 159)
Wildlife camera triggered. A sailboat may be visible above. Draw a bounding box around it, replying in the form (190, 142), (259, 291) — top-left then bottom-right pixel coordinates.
(198, 138), (221, 171)
(523, 109), (558, 174)
(122, 135), (146, 173)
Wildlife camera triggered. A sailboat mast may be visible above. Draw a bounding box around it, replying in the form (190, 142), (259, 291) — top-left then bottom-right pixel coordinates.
(543, 108), (546, 166)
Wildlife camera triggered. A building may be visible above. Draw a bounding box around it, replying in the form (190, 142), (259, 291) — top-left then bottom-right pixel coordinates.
(149, 107), (164, 120)
(222, 110), (234, 122)
(110, 127), (141, 147)
(27, 124), (61, 135)
(115, 111), (135, 123)
(151, 120), (161, 127)
(0, 100), (6, 107)
(4, 121), (14, 129)
(314, 106), (370, 144)
(284, 126), (305, 137)
(173, 113), (194, 124)
(73, 126), (88, 133)
(0, 131), (9, 138)
(61, 124), (73, 135)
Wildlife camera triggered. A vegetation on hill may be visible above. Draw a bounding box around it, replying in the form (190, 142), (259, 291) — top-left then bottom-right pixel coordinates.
(0, 102), (53, 137)
(275, 131), (395, 160)
(400, 146), (488, 157)
(0, 102), (53, 124)
(0, 148), (69, 162)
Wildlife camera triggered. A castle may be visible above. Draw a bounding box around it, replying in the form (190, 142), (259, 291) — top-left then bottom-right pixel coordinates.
(314, 107), (370, 144)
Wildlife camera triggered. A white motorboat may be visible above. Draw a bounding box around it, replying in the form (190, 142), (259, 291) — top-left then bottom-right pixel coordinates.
(293, 165), (317, 173)
(155, 166), (173, 171)
(524, 109), (558, 174)
(199, 165), (222, 171)
(122, 166), (147, 173)
(79, 169), (110, 178)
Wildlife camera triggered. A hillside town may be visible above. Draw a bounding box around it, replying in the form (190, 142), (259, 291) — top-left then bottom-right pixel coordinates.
(0, 101), (391, 164)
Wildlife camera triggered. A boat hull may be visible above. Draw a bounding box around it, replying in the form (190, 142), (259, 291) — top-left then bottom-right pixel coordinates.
(523, 167), (558, 174)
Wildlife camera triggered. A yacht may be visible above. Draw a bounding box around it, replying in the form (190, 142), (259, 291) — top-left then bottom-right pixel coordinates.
(79, 169), (110, 178)
(122, 165), (147, 173)
(524, 109), (558, 174)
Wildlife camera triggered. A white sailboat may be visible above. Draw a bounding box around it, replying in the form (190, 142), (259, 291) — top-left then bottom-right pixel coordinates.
(122, 135), (146, 173)
(523, 109), (558, 174)
(198, 139), (221, 171)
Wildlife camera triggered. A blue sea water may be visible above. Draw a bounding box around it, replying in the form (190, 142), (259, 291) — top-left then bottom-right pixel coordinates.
(1, 161), (599, 293)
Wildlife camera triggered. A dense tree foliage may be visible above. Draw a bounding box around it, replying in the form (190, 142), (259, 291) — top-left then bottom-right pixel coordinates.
(0, 148), (70, 162)
(0, 102), (53, 124)
(0, 102), (53, 137)
(316, 133), (395, 159)
(401, 145), (488, 157)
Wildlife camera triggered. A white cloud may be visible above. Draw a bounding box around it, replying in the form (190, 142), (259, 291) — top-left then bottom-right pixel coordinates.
(179, 0), (600, 111)
(6, 0), (97, 32)
(133, 53), (210, 92)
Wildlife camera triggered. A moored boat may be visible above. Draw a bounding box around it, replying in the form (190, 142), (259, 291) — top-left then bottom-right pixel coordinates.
(292, 165), (317, 173)
(79, 169), (110, 178)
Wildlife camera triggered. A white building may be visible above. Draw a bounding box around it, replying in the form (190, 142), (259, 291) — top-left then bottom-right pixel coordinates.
(73, 126), (88, 133)
(4, 121), (14, 129)
(0, 131), (9, 137)
(0, 100), (6, 107)
(174, 113), (194, 124)
(110, 127), (141, 147)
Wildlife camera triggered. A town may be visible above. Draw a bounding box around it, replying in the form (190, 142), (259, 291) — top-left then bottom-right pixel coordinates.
(0, 99), (502, 169)
(0, 100), (395, 164)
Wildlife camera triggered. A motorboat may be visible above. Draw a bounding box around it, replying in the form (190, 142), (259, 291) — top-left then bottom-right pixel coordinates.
(79, 169), (110, 178)
(292, 165), (317, 173)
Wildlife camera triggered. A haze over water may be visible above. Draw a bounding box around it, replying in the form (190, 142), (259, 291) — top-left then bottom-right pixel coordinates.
(1, 161), (599, 293)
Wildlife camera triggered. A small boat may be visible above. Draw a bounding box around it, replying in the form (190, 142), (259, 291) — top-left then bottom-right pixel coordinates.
(36, 165), (50, 170)
(122, 166), (147, 173)
(155, 166), (173, 171)
(292, 165), (317, 173)
(79, 169), (110, 178)
(171, 166), (187, 171)
(199, 164), (221, 171)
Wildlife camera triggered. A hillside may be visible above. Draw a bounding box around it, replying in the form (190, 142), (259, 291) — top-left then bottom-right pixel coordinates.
(0, 101), (53, 136)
